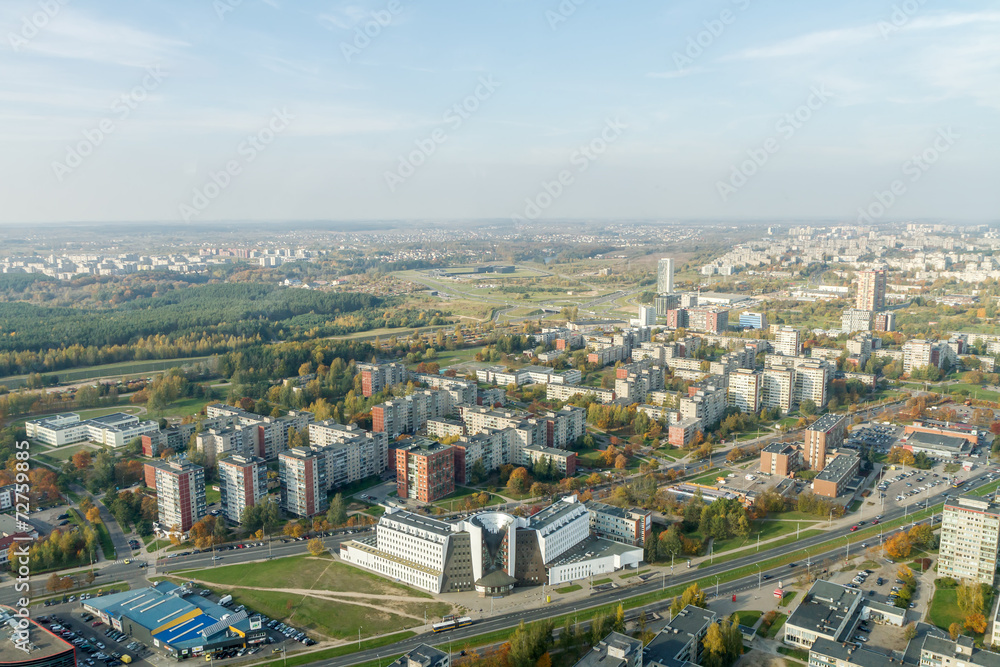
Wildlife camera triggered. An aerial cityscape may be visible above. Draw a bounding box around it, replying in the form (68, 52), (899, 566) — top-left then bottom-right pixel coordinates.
(2, 2), (999, 667)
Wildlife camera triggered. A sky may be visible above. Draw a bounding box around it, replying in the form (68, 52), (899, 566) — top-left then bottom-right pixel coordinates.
(1, 0), (998, 225)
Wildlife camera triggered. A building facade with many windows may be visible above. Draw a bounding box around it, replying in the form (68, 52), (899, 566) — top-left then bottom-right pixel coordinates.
(939, 496), (1000, 585)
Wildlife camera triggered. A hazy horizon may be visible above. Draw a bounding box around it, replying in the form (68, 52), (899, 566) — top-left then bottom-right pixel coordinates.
(3, 0), (998, 225)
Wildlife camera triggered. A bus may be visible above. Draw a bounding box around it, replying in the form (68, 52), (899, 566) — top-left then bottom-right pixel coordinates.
(951, 479), (965, 488)
(431, 617), (473, 633)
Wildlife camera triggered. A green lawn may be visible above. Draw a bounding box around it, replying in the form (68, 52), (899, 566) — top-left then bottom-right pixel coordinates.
(948, 384), (1000, 401)
(777, 646), (809, 662)
(778, 591), (798, 607)
(433, 486), (504, 510)
(690, 469), (726, 486)
(928, 587), (963, 631)
(592, 578), (612, 586)
(179, 554), (432, 598)
(710, 519), (818, 554)
(206, 486), (221, 505)
(700, 530), (825, 568)
(148, 395), (218, 420)
(255, 632), (415, 667)
(556, 585), (582, 594)
(768, 613), (788, 638)
(734, 610), (762, 627)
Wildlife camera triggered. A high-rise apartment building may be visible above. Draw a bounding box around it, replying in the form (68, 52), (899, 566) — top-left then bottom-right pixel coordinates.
(761, 367), (795, 414)
(856, 269), (887, 311)
(939, 496), (1000, 585)
(803, 413), (847, 471)
(793, 359), (830, 408)
(657, 258), (674, 294)
(146, 456), (206, 532)
(279, 447), (327, 517)
(357, 361), (408, 398)
(218, 455), (267, 523)
(727, 369), (761, 413)
(774, 327), (802, 356)
(395, 438), (455, 503)
(738, 311), (767, 330)
(686, 307), (728, 334)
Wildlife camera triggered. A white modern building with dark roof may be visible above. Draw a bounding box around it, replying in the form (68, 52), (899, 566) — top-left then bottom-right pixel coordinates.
(26, 411), (158, 448)
(340, 496), (642, 595)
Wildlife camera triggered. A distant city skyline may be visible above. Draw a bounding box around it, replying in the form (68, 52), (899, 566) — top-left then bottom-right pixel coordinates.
(1, 0), (997, 224)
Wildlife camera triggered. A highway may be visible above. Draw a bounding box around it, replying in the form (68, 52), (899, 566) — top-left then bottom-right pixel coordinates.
(251, 473), (996, 667)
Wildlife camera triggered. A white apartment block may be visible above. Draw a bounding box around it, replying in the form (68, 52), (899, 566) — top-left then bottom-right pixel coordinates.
(308, 420), (390, 487)
(762, 367), (796, 414)
(774, 327), (802, 356)
(727, 369), (762, 413)
(545, 383), (615, 404)
(26, 412), (158, 448)
(939, 496), (1000, 585)
(679, 384), (726, 429)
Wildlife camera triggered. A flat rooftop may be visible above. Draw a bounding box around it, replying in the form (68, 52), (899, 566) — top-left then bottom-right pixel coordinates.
(810, 638), (908, 667)
(645, 605), (717, 667)
(0, 606), (74, 663)
(547, 536), (640, 568)
(815, 453), (859, 483)
(808, 413), (846, 433)
(574, 632), (642, 667)
(907, 431), (969, 452)
(382, 509), (455, 538)
(530, 498), (583, 532)
(786, 580), (861, 640)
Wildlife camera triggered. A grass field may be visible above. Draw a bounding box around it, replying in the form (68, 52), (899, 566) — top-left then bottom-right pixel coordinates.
(778, 591), (797, 607)
(928, 586), (963, 631)
(947, 384), (1000, 401)
(556, 585), (582, 594)
(709, 519), (818, 554)
(700, 530), (825, 568)
(173, 555), (452, 640)
(690, 469), (725, 486)
(734, 610), (762, 627)
(206, 486), (221, 505)
(433, 486), (504, 510)
(0, 355), (216, 389)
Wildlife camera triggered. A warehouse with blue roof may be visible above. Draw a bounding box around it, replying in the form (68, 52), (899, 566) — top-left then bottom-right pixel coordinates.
(82, 581), (266, 659)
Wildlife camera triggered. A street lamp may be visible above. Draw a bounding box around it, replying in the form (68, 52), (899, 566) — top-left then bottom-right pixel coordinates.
(715, 576), (720, 598)
(755, 564), (762, 590)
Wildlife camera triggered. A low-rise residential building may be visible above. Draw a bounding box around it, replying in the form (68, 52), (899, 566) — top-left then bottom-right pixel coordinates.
(760, 442), (800, 477)
(585, 501), (651, 546)
(784, 580), (863, 648)
(573, 632), (642, 667)
(644, 605), (718, 667)
(812, 453), (860, 499)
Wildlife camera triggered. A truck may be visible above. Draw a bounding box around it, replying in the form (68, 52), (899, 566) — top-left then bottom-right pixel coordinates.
(121, 656), (131, 664)
(219, 595), (233, 606)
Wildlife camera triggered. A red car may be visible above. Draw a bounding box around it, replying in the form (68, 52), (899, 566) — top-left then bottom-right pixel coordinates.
(850, 525), (859, 532)
(92, 621), (103, 627)
(871, 519), (879, 525)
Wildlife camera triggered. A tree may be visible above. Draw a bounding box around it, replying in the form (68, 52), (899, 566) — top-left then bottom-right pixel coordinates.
(327, 493), (348, 527)
(71, 450), (92, 471)
(614, 454), (628, 471)
(507, 467), (531, 495)
(885, 532), (912, 560)
(957, 581), (985, 616)
(908, 524), (935, 549)
(213, 516), (230, 545)
(903, 623), (917, 640)
(701, 622), (727, 667)
(671, 583), (707, 616)
(965, 613), (987, 634)
(799, 399), (817, 416)
(85, 507), (102, 524)
(307, 538), (326, 556)
(612, 603), (626, 633)
(949, 622), (962, 641)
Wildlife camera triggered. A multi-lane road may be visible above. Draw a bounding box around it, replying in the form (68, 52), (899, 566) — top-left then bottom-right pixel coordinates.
(209, 470), (996, 667)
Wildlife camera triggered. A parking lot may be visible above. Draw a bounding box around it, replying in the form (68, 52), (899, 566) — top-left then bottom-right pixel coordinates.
(38, 585), (319, 666)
